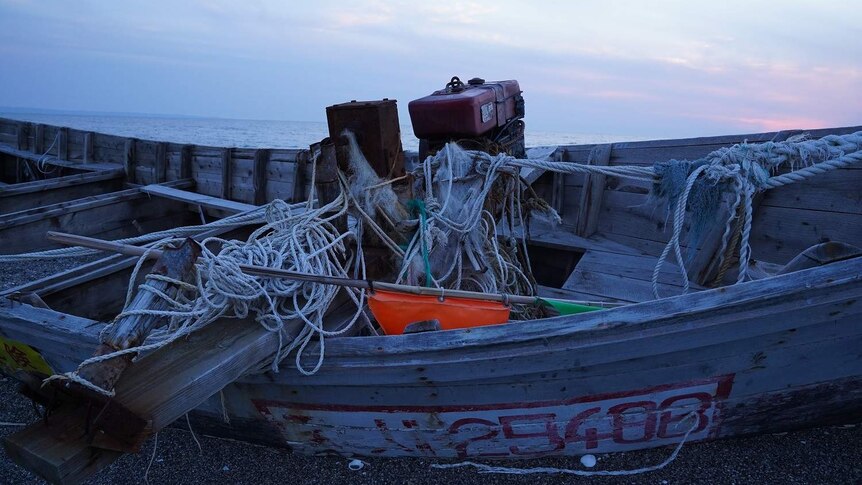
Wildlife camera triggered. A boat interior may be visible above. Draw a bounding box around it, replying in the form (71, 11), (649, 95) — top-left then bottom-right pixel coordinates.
(2, 117), (862, 330)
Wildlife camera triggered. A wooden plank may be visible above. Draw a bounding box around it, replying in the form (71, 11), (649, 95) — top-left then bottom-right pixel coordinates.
(0, 170), (125, 214)
(550, 149), (566, 214)
(141, 184), (257, 215)
(760, 168), (862, 214)
(3, 407), (121, 485)
(33, 124), (45, 154)
(57, 127), (68, 162)
(118, 316), (298, 431)
(253, 149), (270, 205)
(292, 149), (308, 203)
(221, 147), (232, 200)
(0, 180), (193, 254)
(0, 144), (118, 172)
(575, 143), (612, 237)
(155, 142), (167, 183)
(83, 132), (94, 163)
(0, 298), (100, 371)
(15, 123), (28, 151)
(751, 204), (862, 265)
(180, 144), (193, 180)
(123, 138), (136, 184)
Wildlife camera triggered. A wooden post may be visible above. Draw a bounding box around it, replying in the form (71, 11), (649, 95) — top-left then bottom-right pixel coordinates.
(123, 138), (136, 184)
(155, 142), (167, 183)
(575, 144), (612, 237)
(83, 132), (94, 163)
(15, 123), (28, 151)
(315, 141), (346, 233)
(180, 144), (193, 180)
(72, 239), (200, 395)
(33, 124), (45, 154)
(221, 148), (232, 200)
(689, 130), (802, 286)
(550, 149), (566, 215)
(253, 149), (270, 205)
(57, 127), (69, 161)
(292, 149), (309, 203)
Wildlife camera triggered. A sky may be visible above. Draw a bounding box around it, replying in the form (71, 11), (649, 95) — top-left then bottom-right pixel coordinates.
(0, 0), (859, 138)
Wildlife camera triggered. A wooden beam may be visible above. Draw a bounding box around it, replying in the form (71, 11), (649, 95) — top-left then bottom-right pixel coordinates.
(550, 149), (566, 214)
(57, 128), (68, 162)
(155, 142), (167, 183)
(33, 124), (45, 154)
(123, 138), (136, 184)
(0, 146), (114, 172)
(292, 149), (308, 203)
(689, 130), (803, 286)
(141, 184), (257, 216)
(575, 143), (612, 237)
(15, 123), (28, 151)
(220, 147), (232, 200)
(253, 149), (270, 205)
(76, 240), (200, 395)
(0, 179), (193, 254)
(3, 406), (122, 485)
(82, 132), (94, 164)
(0, 170), (124, 214)
(180, 144), (193, 180)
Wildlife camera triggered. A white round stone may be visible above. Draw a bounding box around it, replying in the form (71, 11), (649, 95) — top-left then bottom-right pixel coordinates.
(580, 454), (597, 468)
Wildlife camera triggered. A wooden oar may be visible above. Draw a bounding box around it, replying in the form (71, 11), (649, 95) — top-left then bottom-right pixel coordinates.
(46, 231), (625, 309)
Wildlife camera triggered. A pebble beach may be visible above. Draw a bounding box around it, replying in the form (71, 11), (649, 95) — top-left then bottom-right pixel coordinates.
(2, 261), (862, 484)
(1, 377), (861, 484)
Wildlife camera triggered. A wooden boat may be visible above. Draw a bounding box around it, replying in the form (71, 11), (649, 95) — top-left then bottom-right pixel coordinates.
(1, 116), (862, 481)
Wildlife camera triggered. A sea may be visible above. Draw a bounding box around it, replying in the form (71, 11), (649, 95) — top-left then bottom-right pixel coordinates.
(0, 111), (638, 151)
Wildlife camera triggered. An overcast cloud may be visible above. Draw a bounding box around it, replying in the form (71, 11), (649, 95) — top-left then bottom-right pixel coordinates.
(0, 0), (859, 137)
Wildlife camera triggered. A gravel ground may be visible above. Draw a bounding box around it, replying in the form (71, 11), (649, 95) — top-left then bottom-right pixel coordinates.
(0, 256), (102, 292)
(1, 377), (861, 485)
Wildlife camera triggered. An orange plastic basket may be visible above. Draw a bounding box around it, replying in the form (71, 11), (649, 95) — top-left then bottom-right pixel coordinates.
(368, 289), (511, 335)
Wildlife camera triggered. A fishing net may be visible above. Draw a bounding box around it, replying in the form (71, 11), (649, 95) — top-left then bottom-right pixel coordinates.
(366, 143), (561, 319)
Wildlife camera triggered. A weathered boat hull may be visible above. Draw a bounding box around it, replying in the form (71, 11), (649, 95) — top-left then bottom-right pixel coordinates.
(2, 118), (862, 464)
(3, 256), (860, 459)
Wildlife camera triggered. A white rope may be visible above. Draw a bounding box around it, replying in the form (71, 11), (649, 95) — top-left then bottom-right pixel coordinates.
(144, 432), (159, 484)
(432, 412), (699, 476)
(397, 145), (544, 304)
(185, 413), (202, 454)
(41, 195), (367, 396)
(651, 131), (862, 298)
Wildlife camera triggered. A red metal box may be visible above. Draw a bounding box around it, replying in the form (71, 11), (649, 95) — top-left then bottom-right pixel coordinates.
(408, 77), (523, 139)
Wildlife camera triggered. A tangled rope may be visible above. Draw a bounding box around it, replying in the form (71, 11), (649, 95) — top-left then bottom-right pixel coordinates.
(42, 191), (371, 396)
(396, 144), (553, 316)
(650, 131), (862, 297)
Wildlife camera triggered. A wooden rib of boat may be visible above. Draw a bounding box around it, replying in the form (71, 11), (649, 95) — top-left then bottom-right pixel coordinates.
(1, 116), (862, 481)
